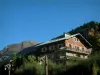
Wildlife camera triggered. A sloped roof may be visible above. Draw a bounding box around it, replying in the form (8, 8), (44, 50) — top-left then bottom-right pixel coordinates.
(34, 33), (92, 47)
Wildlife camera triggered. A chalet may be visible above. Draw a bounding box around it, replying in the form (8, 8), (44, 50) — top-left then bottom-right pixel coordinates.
(34, 33), (92, 63)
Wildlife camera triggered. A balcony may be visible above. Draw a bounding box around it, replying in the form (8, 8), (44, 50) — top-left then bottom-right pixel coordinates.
(60, 47), (92, 54)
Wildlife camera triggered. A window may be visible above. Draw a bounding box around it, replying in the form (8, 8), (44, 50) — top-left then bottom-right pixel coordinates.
(82, 47), (85, 52)
(82, 47), (84, 50)
(74, 38), (77, 41)
(76, 47), (80, 51)
(77, 47), (79, 50)
(75, 46), (77, 49)
(69, 44), (72, 48)
(74, 37), (79, 42)
(77, 38), (79, 41)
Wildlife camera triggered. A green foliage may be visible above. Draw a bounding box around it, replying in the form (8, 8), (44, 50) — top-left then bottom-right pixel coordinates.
(92, 62), (99, 75)
(63, 52), (100, 75)
(96, 37), (100, 47)
(15, 62), (44, 75)
(14, 55), (45, 75)
(0, 53), (99, 75)
(48, 59), (66, 75)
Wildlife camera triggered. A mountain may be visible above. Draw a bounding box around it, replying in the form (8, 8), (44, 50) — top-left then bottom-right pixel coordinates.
(69, 21), (100, 52)
(0, 41), (38, 54)
(0, 41), (38, 66)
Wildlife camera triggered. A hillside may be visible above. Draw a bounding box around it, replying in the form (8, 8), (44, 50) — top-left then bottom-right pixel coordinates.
(69, 21), (100, 52)
(0, 41), (38, 66)
(0, 41), (38, 54)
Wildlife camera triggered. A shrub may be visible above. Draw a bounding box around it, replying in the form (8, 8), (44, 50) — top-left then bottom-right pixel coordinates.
(14, 55), (45, 75)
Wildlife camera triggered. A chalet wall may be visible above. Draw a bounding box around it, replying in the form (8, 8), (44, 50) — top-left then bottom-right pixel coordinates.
(65, 36), (88, 51)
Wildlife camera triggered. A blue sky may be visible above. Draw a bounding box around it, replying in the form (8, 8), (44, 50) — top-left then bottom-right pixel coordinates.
(0, 0), (100, 50)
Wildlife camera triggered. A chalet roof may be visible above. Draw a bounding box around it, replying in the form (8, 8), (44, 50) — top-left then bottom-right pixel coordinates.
(34, 33), (92, 47)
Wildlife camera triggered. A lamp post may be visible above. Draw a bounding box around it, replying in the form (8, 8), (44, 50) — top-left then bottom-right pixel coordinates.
(4, 60), (12, 75)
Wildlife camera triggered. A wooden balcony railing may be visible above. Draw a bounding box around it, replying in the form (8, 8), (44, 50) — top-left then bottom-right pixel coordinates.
(60, 47), (92, 54)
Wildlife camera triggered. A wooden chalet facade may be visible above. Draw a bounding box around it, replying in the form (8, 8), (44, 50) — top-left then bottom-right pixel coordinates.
(34, 33), (92, 63)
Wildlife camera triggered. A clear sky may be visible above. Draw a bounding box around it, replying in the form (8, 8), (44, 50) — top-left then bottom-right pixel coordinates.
(0, 0), (100, 50)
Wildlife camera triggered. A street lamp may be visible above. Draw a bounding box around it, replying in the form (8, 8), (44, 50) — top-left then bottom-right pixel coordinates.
(4, 60), (12, 75)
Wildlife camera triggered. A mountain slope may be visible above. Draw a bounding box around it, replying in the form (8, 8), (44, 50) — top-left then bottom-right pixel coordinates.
(0, 41), (38, 66)
(0, 41), (38, 55)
